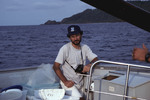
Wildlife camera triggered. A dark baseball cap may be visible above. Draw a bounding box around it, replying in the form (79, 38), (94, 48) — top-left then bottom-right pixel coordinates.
(67, 25), (83, 37)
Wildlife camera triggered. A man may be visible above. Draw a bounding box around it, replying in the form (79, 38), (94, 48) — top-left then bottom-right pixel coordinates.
(132, 44), (150, 62)
(53, 25), (98, 99)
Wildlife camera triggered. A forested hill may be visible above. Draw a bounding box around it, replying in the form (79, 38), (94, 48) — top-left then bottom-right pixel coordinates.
(44, 1), (150, 25)
(61, 9), (122, 24)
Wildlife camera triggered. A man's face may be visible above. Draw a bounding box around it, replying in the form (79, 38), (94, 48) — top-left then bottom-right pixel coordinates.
(69, 33), (82, 45)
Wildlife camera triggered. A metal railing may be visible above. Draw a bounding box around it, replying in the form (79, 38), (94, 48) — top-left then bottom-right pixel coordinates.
(86, 60), (150, 100)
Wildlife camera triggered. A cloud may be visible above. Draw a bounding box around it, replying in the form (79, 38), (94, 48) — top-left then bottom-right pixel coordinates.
(0, 0), (27, 12)
(33, 2), (63, 10)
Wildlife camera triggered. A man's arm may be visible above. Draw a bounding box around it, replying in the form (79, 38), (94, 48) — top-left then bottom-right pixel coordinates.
(90, 57), (99, 64)
(82, 57), (98, 73)
(53, 62), (74, 88)
(132, 44), (150, 62)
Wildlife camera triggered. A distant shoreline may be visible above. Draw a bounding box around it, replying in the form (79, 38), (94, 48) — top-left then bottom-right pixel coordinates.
(44, 1), (150, 25)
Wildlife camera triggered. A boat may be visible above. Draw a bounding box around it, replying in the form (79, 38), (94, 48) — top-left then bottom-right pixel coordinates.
(0, 0), (150, 100)
(0, 61), (150, 100)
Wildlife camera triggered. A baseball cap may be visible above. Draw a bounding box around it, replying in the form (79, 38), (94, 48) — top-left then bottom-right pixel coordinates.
(67, 25), (83, 37)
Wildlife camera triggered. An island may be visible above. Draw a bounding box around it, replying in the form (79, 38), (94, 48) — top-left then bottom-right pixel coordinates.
(44, 1), (150, 25)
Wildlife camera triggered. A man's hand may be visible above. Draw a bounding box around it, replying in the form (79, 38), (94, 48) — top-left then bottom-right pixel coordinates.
(53, 62), (74, 88)
(132, 44), (148, 61)
(64, 80), (74, 88)
(82, 64), (92, 73)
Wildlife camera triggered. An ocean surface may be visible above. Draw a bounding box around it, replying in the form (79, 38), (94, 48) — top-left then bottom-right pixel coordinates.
(0, 22), (150, 70)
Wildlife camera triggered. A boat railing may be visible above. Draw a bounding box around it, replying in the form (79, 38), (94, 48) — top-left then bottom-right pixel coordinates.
(85, 60), (150, 100)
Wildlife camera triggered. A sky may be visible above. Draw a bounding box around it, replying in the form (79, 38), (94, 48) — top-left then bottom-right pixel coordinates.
(0, 0), (94, 26)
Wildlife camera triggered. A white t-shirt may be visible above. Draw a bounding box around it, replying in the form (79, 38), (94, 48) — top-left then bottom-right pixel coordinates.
(55, 42), (97, 85)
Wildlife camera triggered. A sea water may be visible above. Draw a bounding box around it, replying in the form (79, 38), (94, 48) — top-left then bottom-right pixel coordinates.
(0, 22), (150, 69)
